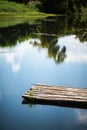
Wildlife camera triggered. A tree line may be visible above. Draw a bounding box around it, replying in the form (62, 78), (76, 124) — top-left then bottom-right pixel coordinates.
(7, 0), (37, 4)
(40, 0), (87, 14)
(7, 0), (87, 14)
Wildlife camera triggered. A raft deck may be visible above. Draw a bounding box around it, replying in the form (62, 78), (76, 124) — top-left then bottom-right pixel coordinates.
(22, 84), (87, 109)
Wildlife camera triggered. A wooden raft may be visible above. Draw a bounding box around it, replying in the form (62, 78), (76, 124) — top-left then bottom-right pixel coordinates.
(22, 84), (87, 109)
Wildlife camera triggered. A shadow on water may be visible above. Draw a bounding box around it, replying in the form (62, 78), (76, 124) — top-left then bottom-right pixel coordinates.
(22, 98), (87, 110)
(0, 15), (87, 64)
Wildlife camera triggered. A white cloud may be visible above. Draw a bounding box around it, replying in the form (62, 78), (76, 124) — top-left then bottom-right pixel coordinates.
(75, 109), (87, 124)
(58, 35), (87, 63)
(0, 38), (41, 73)
(6, 53), (20, 73)
(0, 36), (87, 72)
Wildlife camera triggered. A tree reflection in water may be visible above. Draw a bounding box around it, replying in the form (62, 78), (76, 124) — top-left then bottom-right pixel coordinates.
(0, 15), (87, 63)
(30, 35), (66, 63)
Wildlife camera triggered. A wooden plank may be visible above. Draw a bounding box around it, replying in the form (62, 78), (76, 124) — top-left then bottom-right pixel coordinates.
(22, 84), (87, 109)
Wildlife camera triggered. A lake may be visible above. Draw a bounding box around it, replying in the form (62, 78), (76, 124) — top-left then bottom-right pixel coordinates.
(0, 15), (87, 130)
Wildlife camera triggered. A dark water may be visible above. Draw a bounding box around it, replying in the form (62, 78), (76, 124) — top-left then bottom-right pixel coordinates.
(0, 15), (87, 130)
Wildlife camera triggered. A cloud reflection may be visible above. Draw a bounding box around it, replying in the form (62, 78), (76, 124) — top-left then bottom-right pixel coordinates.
(58, 35), (87, 63)
(6, 53), (21, 73)
(75, 109), (87, 125)
(0, 38), (40, 73)
(0, 35), (87, 73)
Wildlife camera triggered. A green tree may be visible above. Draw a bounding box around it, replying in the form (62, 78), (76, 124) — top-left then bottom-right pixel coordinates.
(80, 0), (87, 7)
(40, 0), (86, 14)
(8, 0), (29, 4)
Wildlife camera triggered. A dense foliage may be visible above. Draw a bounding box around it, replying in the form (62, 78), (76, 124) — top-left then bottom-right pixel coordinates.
(40, 0), (87, 14)
(1, 0), (87, 14)
(7, 0), (36, 4)
(5, 0), (87, 14)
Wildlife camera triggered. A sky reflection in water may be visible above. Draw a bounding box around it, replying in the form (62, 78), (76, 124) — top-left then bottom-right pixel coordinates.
(0, 35), (87, 73)
(0, 34), (87, 130)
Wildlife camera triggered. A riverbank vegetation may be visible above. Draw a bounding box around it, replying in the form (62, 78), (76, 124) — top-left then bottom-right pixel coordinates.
(0, 0), (54, 17)
(40, 0), (87, 14)
(0, 0), (87, 17)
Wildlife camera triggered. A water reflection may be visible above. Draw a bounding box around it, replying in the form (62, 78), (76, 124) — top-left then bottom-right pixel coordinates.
(30, 36), (66, 63)
(0, 39), (36, 73)
(75, 109), (87, 125)
(0, 35), (87, 73)
(0, 15), (87, 64)
(0, 43), (23, 73)
(58, 35), (87, 63)
(0, 91), (2, 103)
(0, 15), (87, 130)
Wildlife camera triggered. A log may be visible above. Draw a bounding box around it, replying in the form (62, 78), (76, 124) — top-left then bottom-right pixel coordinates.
(22, 84), (87, 109)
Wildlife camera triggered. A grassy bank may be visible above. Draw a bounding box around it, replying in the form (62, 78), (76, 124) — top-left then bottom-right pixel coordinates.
(0, 1), (55, 18)
(0, 1), (86, 17)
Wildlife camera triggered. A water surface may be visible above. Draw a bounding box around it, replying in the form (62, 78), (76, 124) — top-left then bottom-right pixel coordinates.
(0, 15), (87, 130)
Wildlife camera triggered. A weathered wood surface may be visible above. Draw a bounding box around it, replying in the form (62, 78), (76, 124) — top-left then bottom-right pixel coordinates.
(22, 84), (87, 109)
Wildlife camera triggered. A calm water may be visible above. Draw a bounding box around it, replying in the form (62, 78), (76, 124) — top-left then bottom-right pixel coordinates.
(0, 16), (87, 130)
